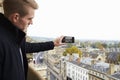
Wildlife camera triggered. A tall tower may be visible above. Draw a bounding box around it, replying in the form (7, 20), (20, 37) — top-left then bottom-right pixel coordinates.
(108, 63), (115, 75)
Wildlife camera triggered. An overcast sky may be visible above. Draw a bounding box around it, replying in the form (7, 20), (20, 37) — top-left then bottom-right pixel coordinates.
(27, 0), (120, 40)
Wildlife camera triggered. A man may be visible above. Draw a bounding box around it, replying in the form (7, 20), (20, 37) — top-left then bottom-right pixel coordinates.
(0, 0), (64, 80)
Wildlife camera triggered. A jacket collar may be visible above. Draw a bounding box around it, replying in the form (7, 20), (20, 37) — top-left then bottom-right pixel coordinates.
(0, 13), (26, 45)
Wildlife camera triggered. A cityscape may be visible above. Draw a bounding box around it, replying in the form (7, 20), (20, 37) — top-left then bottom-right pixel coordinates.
(26, 36), (120, 80)
(0, 1), (120, 80)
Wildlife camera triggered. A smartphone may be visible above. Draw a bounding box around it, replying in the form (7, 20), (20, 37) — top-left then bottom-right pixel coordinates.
(62, 36), (75, 43)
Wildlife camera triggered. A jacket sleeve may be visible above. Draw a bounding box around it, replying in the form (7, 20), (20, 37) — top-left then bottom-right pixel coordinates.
(25, 41), (55, 53)
(0, 60), (1, 80)
(0, 42), (4, 80)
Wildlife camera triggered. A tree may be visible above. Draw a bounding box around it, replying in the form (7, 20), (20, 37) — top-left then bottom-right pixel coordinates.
(63, 52), (67, 56)
(63, 46), (82, 57)
(118, 53), (120, 63)
(101, 43), (107, 48)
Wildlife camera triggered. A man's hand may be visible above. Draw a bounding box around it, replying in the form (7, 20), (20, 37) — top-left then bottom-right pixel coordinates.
(53, 36), (65, 46)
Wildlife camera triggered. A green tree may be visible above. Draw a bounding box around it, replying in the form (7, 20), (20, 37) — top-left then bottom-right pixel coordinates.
(63, 52), (67, 56)
(118, 54), (120, 63)
(118, 42), (120, 48)
(63, 46), (82, 57)
(101, 43), (107, 48)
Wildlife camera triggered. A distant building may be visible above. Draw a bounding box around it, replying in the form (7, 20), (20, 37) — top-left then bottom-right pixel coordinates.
(66, 61), (89, 80)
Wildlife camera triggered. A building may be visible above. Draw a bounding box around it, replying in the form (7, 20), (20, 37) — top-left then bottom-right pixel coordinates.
(66, 61), (89, 80)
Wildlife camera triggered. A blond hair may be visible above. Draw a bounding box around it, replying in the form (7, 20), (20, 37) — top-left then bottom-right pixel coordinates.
(3, 0), (38, 17)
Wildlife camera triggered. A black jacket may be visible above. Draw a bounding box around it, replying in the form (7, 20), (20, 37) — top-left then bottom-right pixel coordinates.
(0, 13), (54, 80)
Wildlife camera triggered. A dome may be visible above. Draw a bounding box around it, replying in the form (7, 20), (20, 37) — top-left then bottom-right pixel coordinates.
(106, 52), (120, 64)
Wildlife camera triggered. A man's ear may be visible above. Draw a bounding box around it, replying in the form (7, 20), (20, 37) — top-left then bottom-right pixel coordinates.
(11, 13), (20, 23)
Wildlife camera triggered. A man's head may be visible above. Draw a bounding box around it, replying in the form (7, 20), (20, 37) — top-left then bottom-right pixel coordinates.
(3, 0), (38, 32)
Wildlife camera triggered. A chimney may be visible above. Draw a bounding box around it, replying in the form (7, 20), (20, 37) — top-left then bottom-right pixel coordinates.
(77, 57), (81, 64)
(69, 55), (73, 61)
(91, 60), (96, 65)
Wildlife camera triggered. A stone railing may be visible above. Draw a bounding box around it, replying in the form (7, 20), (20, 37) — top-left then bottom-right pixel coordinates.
(27, 64), (44, 80)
